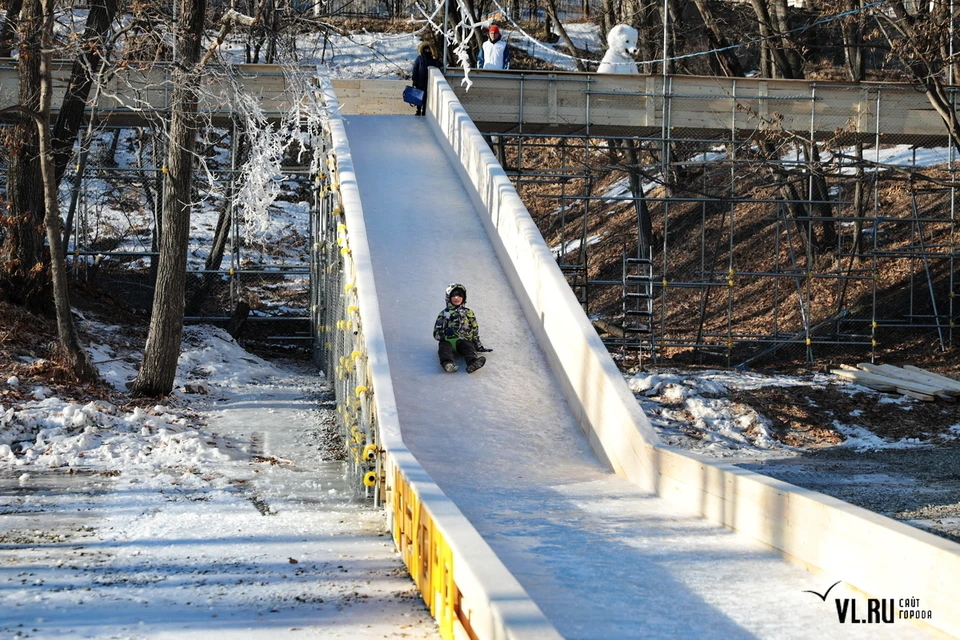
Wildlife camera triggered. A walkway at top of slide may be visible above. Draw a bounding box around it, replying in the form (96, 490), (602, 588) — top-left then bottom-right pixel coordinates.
(342, 113), (933, 639)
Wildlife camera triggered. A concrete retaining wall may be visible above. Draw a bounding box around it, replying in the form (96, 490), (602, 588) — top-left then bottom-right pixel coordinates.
(424, 67), (960, 639)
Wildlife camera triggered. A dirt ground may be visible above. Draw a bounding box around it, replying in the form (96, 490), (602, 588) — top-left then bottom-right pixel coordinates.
(733, 383), (960, 448)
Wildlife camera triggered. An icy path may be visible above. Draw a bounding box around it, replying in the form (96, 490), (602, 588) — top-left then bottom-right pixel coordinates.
(0, 366), (439, 639)
(345, 114), (933, 639)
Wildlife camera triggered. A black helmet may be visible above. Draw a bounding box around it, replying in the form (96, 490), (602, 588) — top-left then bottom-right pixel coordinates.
(445, 283), (467, 303)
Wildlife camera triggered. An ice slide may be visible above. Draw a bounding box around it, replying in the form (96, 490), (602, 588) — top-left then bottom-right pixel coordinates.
(332, 107), (943, 639)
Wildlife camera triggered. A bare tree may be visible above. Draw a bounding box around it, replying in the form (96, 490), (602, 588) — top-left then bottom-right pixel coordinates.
(129, 0), (208, 397)
(1, 0), (122, 309)
(51, 0), (121, 188)
(542, 0), (585, 71)
(2, 0), (97, 380)
(747, 0), (800, 78)
(875, 0), (960, 151)
(840, 0), (865, 81)
(599, 0), (617, 38)
(690, 0), (745, 77)
(131, 4), (264, 396)
(185, 119), (248, 316)
(0, 0), (47, 312)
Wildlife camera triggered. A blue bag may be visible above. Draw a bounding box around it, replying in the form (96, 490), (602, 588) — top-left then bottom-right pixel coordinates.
(403, 85), (425, 107)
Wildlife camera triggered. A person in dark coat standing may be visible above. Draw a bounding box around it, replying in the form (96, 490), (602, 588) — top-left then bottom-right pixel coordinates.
(412, 42), (439, 116)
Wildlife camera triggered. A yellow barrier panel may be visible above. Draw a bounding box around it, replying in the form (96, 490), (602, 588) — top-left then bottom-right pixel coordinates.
(390, 464), (471, 640)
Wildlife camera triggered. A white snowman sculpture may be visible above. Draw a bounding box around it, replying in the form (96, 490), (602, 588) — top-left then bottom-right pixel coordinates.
(597, 24), (640, 74)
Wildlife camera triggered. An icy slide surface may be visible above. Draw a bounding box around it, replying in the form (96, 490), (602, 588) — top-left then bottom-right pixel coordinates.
(344, 115), (930, 639)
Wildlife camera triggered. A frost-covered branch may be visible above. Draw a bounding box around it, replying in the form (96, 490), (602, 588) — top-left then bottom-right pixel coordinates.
(229, 63), (323, 242)
(200, 6), (264, 67)
(411, 0), (491, 90)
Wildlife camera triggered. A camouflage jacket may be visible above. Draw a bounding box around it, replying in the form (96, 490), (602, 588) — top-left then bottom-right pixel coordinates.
(433, 303), (483, 347)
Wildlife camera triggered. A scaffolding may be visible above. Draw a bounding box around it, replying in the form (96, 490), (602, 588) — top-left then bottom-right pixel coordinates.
(450, 72), (959, 366)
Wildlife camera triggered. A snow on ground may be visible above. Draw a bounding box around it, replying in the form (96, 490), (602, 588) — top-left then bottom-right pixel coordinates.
(550, 233), (603, 258)
(625, 368), (959, 457)
(509, 22), (603, 71)
(1, 325), (439, 639)
(222, 32), (420, 79)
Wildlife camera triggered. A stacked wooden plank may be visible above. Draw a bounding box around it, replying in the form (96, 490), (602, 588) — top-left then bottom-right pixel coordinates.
(831, 363), (960, 401)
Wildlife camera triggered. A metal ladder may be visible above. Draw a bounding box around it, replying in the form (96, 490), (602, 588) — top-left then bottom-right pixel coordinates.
(622, 252), (655, 357)
(560, 262), (588, 306)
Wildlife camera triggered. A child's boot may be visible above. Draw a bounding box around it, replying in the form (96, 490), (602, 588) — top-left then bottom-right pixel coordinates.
(443, 362), (458, 373)
(466, 356), (486, 373)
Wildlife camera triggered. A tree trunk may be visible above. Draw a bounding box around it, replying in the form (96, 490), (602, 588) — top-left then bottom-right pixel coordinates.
(636, 0), (658, 74)
(148, 129), (162, 287)
(624, 142), (654, 257)
(51, 0), (119, 188)
(769, 0), (802, 78)
(130, 0), (207, 397)
(0, 0), (48, 312)
(803, 142), (837, 251)
(599, 0), (616, 39)
(842, 0), (864, 81)
(265, 0), (279, 63)
(748, 0), (794, 78)
(542, 0), (585, 71)
(185, 122), (247, 316)
(36, 0), (97, 381)
(691, 0), (745, 77)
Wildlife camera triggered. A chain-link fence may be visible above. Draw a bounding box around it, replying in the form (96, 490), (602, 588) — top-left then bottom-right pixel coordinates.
(63, 127), (314, 348)
(311, 119), (381, 499)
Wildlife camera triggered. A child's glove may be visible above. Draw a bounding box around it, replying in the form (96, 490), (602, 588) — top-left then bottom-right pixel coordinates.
(477, 346), (493, 352)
